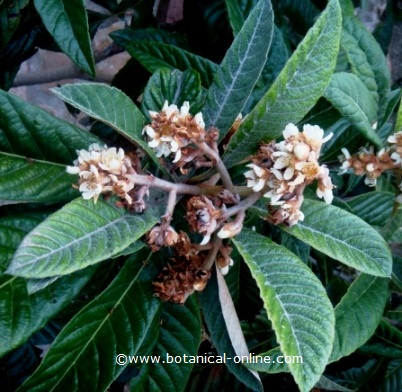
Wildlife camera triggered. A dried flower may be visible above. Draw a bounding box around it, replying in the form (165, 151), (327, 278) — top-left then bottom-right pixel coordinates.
(147, 224), (179, 252)
(153, 234), (211, 303)
(186, 196), (223, 245)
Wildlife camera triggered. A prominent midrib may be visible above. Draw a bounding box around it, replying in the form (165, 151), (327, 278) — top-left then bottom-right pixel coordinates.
(12, 213), (134, 272)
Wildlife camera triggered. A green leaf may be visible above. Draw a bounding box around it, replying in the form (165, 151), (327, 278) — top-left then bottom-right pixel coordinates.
(233, 229), (335, 392)
(131, 296), (201, 392)
(0, 90), (101, 202)
(243, 26), (289, 114)
(329, 274), (389, 363)
(223, 0), (342, 167)
(141, 68), (205, 117)
(33, 0), (95, 75)
(346, 191), (395, 226)
(323, 72), (381, 147)
(381, 209), (402, 244)
(0, 212), (47, 270)
(0, 90), (100, 162)
(199, 269), (263, 392)
(202, 0), (273, 138)
(51, 83), (160, 163)
(0, 0), (29, 50)
(0, 266), (96, 358)
(379, 359), (402, 392)
(316, 376), (356, 391)
(0, 153), (79, 203)
(0, 211), (96, 357)
(7, 197), (158, 278)
(378, 88), (402, 130)
(110, 33), (218, 88)
(18, 253), (161, 392)
(224, 0), (258, 36)
(286, 199), (392, 277)
(245, 347), (293, 374)
(340, 1), (391, 118)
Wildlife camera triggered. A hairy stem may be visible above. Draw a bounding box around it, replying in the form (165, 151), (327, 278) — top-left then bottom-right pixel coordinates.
(224, 191), (262, 218)
(198, 142), (234, 192)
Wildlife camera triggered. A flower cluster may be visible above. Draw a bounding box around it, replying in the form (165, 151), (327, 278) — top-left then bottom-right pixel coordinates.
(143, 101), (205, 161)
(143, 101), (218, 173)
(339, 146), (396, 187)
(338, 131), (402, 201)
(66, 143), (140, 206)
(244, 123), (334, 226)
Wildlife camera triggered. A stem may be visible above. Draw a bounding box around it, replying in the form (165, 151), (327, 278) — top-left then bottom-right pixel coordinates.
(224, 191), (262, 218)
(163, 190), (177, 221)
(202, 237), (222, 270)
(198, 142), (234, 192)
(127, 173), (202, 195)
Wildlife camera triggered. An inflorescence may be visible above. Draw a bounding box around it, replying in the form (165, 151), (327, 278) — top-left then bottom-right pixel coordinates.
(67, 101), (402, 303)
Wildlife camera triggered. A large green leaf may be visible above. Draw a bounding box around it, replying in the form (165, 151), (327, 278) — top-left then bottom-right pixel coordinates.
(33, 0), (95, 75)
(199, 269), (263, 392)
(0, 90), (101, 202)
(0, 267), (96, 358)
(141, 68), (205, 118)
(243, 26), (289, 114)
(346, 191), (395, 226)
(131, 296), (201, 392)
(0, 212), (96, 357)
(233, 229), (335, 392)
(202, 0), (273, 138)
(6, 197), (158, 278)
(339, 0), (390, 118)
(223, 0), (342, 167)
(18, 253), (162, 392)
(286, 199), (392, 277)
(0, 153), (78, 203)
(329, 274), (389, 362)
(323, 72), (381, 148)
(0, 89), (100, 159)
(110, 32), (218, 88)
(51, 83), (159, 162)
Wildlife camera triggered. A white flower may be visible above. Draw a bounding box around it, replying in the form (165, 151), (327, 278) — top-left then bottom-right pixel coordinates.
(244, 164), (269, 192)
(78, 165), (105, 202)
(98, 147), (125, 174)
(283, 123), (299, 141)
(302, 124), (333, 153)
(339, 148), (352, 173)
(66, 165), (80, 174)
(316, 166), (334, 204)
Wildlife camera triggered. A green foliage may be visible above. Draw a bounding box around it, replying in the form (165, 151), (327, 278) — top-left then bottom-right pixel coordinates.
(202, 0), (274, 139)
(142, 68), (205, 117)
(233, 229), (335, 392)
(0, 0), (400, 391)
(6, 197), (158, 278)
(33, 0), (95, 75)
(323, 72), (381, 147)
(330, 274), (389, 362)
(18, 254), (161, 392)
(223, 0), (342, 167)
(286, 200), (392, 277)
(111, 32), (218, 88)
